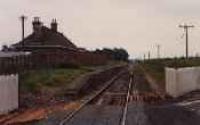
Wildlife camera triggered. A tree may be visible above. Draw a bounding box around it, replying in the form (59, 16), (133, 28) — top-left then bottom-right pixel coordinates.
(113, 48), (129, 61)
(100, 47), (129, 61)
(1, 45), (9, 51)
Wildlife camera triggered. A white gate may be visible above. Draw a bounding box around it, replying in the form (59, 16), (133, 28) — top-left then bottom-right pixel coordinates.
(0, 74), (18, 114)
(166, 67), (200, 97)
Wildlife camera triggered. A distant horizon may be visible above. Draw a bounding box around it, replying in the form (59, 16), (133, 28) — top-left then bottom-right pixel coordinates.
(1, 0), (200, 59)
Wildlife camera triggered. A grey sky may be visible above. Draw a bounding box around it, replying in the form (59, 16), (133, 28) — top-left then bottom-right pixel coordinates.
(1, 0), (200, 58)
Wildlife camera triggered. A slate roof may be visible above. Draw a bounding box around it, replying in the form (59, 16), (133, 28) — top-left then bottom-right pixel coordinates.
(12, 26), (77, 50)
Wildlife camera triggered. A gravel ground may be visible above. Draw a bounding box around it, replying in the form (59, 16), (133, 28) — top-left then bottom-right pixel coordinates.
(57, 102), (200, 125)
(144, 103), (200, 125)
(65, 105), (122, 125)
(28, 109), (73, 125)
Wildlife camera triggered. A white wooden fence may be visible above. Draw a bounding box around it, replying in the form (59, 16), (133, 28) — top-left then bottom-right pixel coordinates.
(0, 74), (18, 114)
(165, 67), (200, 97)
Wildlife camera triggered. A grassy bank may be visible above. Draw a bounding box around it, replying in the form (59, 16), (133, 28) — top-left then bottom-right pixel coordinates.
(139, 58), (200, 84)
(18, 61), (128, 108)
(19, 61), (125, 96)
(20, 67), (93, 94)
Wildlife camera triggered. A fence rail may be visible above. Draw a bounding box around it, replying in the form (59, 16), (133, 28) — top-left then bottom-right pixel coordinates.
(0, 50), (110, 75)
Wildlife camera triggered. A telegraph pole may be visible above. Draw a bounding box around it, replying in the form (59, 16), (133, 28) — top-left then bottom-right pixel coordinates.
(179, 24), (194, 59)
(156, 44), (160, 59)
(148, 51), (150, 60)
(143, 54), (146, 61)
(19, 15), (27, 108)
(20, 15), (27, 49)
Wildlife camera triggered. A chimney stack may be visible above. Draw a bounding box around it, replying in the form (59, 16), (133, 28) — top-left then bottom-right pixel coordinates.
(32, 17), (42, 34)
(51, 19), (58, 32)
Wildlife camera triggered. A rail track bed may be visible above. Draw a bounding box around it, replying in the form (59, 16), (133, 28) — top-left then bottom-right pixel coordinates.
(62, 69), (132, 125)
(90, 72), (130, 106)
(31, 64), (200, 125)
(59, 65), (167, 125)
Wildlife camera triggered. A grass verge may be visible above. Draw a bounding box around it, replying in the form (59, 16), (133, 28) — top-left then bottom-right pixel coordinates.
(20, 67), (93, 94)
(139, 57), (200, 84)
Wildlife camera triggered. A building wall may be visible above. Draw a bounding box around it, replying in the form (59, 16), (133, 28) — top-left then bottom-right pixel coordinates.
(165, 67), (200, 97)
(0, 74), (18, 114)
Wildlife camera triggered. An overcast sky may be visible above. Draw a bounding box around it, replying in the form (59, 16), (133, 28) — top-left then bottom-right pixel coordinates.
(1, 0), (200, 58)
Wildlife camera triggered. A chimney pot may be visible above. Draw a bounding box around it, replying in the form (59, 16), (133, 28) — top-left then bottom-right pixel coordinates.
(51, 18), (58, 32)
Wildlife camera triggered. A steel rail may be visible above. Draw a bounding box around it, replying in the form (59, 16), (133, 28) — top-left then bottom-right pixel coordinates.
(59, 70), (126, 125)
(120, 74), (133, 125)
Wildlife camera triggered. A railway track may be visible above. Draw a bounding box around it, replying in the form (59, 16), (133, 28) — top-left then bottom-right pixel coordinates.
(59, 68), (133, 125)
(120, 72), (133, 125)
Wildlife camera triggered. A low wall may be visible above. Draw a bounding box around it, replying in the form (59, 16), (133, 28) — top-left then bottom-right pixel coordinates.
(0, 74), (18, 114)
(165, 67), (200, 97)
